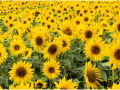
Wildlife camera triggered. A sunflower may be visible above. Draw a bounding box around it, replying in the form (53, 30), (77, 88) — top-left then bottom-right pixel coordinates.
(9, 82), (30, 89)
(73, 16), (81, 27)
(112, 20), (120, 34)
(84, 61), (103, 89)
(0, 44), (8, 65)
(35, 79), (46, 89)
(24, 80), (34, 89)
(80, 25), (97, 42)
(112, 82), (120, 89)
(9, 39), (25, 56)
(31, 30), (46, 51)
(43, 39), (63, 60)
(57, 35), (71, 53)
(54, 76), (78, 89)
(0, 86), (2, 89)
(23, 48), (32, 59)
(108, 39), (120, 69)
(42, 60), (61, 79)
(8, 60), (34, 84)
(59, 20), (76, 40)
(84, 38), (106, 62)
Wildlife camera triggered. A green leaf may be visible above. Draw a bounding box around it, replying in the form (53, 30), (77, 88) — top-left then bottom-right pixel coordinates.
(98, 86), (105, 89)
(73, 78), (80, 85)
(108, 74), (119, 80)
(60, 59), (71, 69)
(2, 76), (8, 87)
(33, 55), (39, 60)
(67, 54), (74, 63)
(102, 62), (109, 66)
(74, 52), (84, 61)
(1, 67), (7, 75)
(99, 70), (107, 82)
(77, 65), (85, 70)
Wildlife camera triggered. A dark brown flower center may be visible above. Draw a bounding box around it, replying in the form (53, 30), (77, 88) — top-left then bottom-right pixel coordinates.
(57, 10), (61, 13)
(36, 36), (43, 45)
(64, 8), (67, 11)
(76, 21), (80, 25)
(114, 49), (120, 60)
(51, 19), (54, 23)
(62, 41), (67, 47)
(14, 45), (20, 51)
(117, 24), (120, 31)
(84, 10), (88, 13)
(9, 16), (12, 19)
(85, 30), (92, 38)
(63, 28), (72, 35)
(35, 11), (40, 17)
(47, 25), (51, 29)
(77, 10), (80, 14)
(49, 67), (55, 73)
(23, 21), (27, 24)
(25, 51), (29, 56)
(37, 83), (43, 89)
(28, 18), (31, 21)
(87, 69), (96, 82)
(102, 23), (107, 27)
(16, 67), (27, 77)
(95, 6), (98, 9)
(91, 45), (100, 54)
(0, 53), (1, 57)
(60, 87), (67, 89)
(48, 44), (57, 54)
(10, 24), (13, 27)
(84, 17), (89, 22)
(26, 28), (31, 33)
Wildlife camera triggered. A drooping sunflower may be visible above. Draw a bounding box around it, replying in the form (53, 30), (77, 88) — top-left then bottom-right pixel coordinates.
(8, 60), (34, 84)
(0, 44), (8, 65)
(84, 38), (106, 62)
(42, 60), (61, 79)
(108, 39), (120, 69)
(43, 39), (63, 60)
(84, 61), (103, 89)
(80, 25), (97, 42)
(57, 35), (71, 53)
(23, 48), (32, 59)
(9, 39), (25, 56)
(31, 29), (46, 51)
(54, 76), (78, 89)
(35, 79), (46, 89)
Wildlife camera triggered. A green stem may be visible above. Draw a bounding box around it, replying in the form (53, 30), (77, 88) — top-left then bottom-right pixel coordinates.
(39, 53), (41, 74)
(113, 69), (114, 84)
(49, 79), (51, 89)
(61, 52), (62, 60)
(107, 70), (110, 86)
(64, 53), (66, 75)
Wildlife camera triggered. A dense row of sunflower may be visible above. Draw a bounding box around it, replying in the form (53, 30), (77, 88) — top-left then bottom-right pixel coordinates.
(0, 1), (120, 89)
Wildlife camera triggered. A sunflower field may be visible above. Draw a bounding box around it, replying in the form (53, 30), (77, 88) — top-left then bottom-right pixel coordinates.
(0, 0), (120, 89)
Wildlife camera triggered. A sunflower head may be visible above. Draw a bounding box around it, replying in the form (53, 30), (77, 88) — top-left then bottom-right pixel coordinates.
(43, 40), (63, 60)
(84, 61), (103, 89)
(54, 76), (78, 89)
(84, 38), (106, 62)
(35, 79), (46, 89)
(8, 60), (34, 84)
(42, 60), (61, 79)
